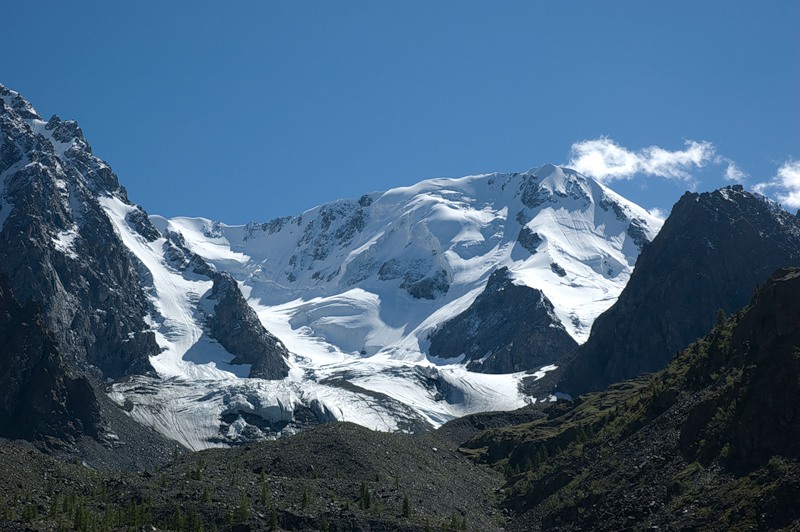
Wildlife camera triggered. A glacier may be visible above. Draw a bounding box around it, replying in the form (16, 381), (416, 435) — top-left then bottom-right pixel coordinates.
(1, 83), (663, 450)
(105, 164), (662, 450)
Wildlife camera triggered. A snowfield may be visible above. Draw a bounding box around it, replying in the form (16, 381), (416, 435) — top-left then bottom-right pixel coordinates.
(2, 85), (660, 450)
(105, 164), (662, 450)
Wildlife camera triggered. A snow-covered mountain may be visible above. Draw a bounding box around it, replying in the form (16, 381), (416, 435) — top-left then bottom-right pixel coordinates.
(111, 164), (662, 449)
(1, 83), (663, 451)
(164, 164), (661, 346)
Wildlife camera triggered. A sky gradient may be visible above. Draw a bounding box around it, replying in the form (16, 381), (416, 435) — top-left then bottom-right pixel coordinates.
(2, 2), (798, 223)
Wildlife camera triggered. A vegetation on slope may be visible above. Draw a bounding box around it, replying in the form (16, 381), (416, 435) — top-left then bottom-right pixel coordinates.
(461, 268), (800, 531)
(0, 422), (505, 531)
(2, 259), (799, 531)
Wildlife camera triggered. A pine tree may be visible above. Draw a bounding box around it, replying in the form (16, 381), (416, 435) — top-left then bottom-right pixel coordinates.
(268, 503), (278, 531)
(576, 425), (588, 444)
(714, 308), (727, 329)
(172, 503), (184, 531)
(402, 494), (411, 518)
(235, 490), (250, 523)
(359, 482), (371, 510)
(261, 478), (270, 506)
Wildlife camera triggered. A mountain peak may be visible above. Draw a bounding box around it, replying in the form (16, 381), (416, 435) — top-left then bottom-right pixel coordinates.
(44, 114), (87, 146)
(0, 84), (40, 120)
(0, 84), (672, 449)
(532, 162), (559, 176)
(529, 163), (579, 194)
(561, 184), (800, 395)
(0, 84), (123, 200)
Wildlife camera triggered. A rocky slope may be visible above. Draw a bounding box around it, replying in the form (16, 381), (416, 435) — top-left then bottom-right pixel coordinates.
(462, 267), (800, 531)
(206, 271), (290, 379)
(560, 185), (800, 395)
(0, 422), (506, 531)
(0, 84), (289, 450)
(3, 268), (798, 530)
(0, 274), (101, 446)
(0, 85), (159, 379)
(428, 267), (578, 373)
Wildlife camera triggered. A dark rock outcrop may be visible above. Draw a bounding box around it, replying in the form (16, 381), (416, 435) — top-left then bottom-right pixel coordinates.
(125, 206), (161, 242)
(728, 269), (800, 462)
(206, 272), (290, 379)
(678, 267), (800, 467)
(402, 268), (450, 300)
(378, 258), (451, 300)
(0, 84), (159, 379)
(516, 226), (542, 254)
(561, 186), (800, 395)
(428, 267), (578, 373)
(463, 267), (800, 531)
(160, 232), (291, 379)
(0, 275), (102, 445)
(286, 200), (370, 274)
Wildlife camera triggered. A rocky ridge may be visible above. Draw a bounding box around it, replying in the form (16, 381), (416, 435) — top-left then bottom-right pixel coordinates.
(0, 84), (291, 450)
(0, 84), (159, 379)
(206, 271), (290, 379)
(462, 267), (800, 531)
(560, 185), (800, 395)
(428, 267), (578, 373)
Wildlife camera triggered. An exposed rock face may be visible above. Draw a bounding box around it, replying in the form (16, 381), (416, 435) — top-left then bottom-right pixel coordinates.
(161, 231), (289, 380)
(462, 268), (800, 531)
(1, 85), (300, 451)
(0, 85), (159, 379)
(206, 272), (290, 379)
(428, 267), (578, 373)
(285, 200), (371, 277)
(561, 186), (800, 395)
(0, 275), (102, 445)
(125, 207), (161, 242)
(516, 226), (543, 254)
(679, 267), (800, 466)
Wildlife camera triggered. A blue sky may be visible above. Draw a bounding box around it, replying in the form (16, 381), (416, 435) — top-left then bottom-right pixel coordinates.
(2, 2), (798, 223)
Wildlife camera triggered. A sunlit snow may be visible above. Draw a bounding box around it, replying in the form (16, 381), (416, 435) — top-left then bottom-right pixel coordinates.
(104, 165), (662, 450)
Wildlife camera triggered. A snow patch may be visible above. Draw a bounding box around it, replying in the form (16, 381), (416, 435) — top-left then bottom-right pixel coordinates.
(99, 195), (250, 380)
(52, 230), (79, 259)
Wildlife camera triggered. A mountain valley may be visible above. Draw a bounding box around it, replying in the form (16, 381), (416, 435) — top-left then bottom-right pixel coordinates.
(2, 268), (800, 531)
(2, 83), (800, 531)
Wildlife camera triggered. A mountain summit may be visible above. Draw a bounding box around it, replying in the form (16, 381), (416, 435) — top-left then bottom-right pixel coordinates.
(560, 185), (800, 395)
(167, 162), (661, 348)
(1, 83), (661, 450)
(141, 160), (662, 447)
(0, 84), (288, 452)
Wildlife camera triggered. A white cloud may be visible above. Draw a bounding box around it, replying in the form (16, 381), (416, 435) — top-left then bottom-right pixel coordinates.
(754, 160), (800, 209)
(723, 160), (747, 183)
(648, 207), (667, 220)
(567, 137), (717, 185)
